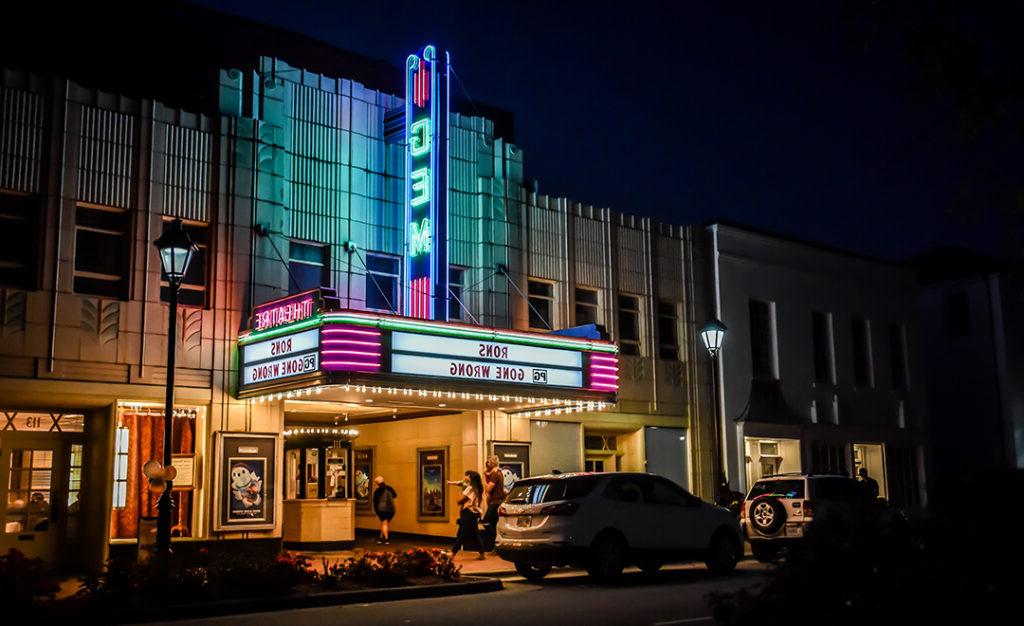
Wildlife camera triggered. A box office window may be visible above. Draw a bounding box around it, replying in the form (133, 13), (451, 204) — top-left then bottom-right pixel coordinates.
(0, 192), (41, 290)
(160, 219), (210, 308)
(528, 279), (554, 330)
(365, 252), (400, 312)
(575, 287), (599, 327)
(618, 294), (642, 356)
(289, 240), (329, 294)
(74, 204), (130, 299)
(109, 406), (200, 541)
(658, 301), (679, 360)
(448, 266), (466, 321)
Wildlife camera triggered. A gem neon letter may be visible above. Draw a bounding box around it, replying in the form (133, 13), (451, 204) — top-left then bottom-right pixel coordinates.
(409, 119), (431, 157)
(410, 168), (431, 206)
(409, 218), (431, 257)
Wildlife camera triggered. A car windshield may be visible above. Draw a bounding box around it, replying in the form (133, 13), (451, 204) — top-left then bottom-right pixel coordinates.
(747, 479), (805, 500)
(506, 477), (600, 504)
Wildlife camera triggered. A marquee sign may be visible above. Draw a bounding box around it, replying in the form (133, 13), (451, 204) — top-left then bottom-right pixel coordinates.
(240, 328), (320, 386)
(405, 45), (450, 321)
(251, 291), (320, 332)
(391, 332), (585, 388)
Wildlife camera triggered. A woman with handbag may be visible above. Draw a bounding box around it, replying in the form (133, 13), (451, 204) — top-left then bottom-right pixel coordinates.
(448, 470), (486, 559)
(372, 476), (397, 545)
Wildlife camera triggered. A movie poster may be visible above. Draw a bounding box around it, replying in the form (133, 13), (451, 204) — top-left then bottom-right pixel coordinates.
(417, 447), (447, 520)
(227, 458), (266, 521)
(354, 447), (374, 511)
(491, 442), (531, 493)
(214, 432), (278, 532)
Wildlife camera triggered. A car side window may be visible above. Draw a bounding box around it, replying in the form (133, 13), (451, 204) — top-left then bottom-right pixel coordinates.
(650, 478), (693, 506)
(603, 477), (651, 503)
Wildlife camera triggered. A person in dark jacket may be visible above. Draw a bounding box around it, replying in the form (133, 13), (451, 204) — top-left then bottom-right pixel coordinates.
(372, 476), (397, 545)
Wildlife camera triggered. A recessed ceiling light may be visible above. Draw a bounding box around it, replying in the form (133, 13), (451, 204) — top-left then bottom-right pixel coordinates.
(438, 403), (447, 407)
(365, 399), (374, 403)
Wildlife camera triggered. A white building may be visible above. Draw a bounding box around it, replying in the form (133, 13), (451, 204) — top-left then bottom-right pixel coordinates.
(707, 222), (928, 507)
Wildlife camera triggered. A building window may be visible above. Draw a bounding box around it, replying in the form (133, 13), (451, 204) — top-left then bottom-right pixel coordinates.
(811, 311), (835, 384)
(575, 287), (599, 327)
(288, 240), (328, 294)
(528, 279), (554, 330)
(852, 317), (874, 387)
(74, 204), (130, 299)
(0, 192), (41, 290)
(657, 301), (679, 360)
(947, 291), (970, 336)
(112, 426), (128, 509)
(160, 219), (210, 307)
(365, 252), (400, 312)
(448, 266), (466, 320)
(889, 323), (908, 390)
(617, 294), (641, 356)
(749, 299), (776, 379)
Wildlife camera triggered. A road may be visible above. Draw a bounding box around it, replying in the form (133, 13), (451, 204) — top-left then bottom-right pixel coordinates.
(156, 561), (767, 626)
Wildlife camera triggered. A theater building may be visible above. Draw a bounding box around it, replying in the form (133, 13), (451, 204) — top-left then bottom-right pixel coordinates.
(0, 9), (715, 569)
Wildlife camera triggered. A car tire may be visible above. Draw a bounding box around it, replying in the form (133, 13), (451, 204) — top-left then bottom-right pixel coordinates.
(586, 535), (626, 582)
(748, 497), (787, 535)
(705, 530), (740, 574)
(636, 558), (662, 574)
(514, 562), (552, 581)
(750, 541), (780, 563)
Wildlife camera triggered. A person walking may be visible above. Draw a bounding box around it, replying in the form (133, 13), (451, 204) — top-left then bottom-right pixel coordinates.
(481, 455), (506, 552)
(449, 470), (486, 559)
(372, 476), (397, 545)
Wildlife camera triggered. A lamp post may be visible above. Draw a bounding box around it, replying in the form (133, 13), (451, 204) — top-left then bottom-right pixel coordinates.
(699, 318), (728, 489)
(153, 218), (196, 558)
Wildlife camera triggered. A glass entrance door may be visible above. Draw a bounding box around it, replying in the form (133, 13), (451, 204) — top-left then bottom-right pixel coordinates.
(0, 437), (71, 561)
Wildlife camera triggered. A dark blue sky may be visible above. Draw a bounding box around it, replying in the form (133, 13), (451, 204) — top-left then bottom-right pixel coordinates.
(193, 0), (1013, 261)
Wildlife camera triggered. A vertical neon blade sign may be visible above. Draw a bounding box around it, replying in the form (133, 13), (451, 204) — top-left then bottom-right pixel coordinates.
(405, 46), (450, 320)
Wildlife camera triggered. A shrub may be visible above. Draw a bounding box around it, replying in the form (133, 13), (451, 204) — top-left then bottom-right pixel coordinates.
(0, 549), (61, 612)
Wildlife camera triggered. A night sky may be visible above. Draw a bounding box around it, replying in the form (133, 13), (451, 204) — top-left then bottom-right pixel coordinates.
(190, 0), (1021, 262)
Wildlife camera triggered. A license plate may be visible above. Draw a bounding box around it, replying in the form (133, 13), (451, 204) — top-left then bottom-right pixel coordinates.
(785, 523), (804, 537)
(516, 515), (532, 528)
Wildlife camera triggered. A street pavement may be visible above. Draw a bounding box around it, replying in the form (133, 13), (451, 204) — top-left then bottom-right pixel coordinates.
(153, 560), (768, 626)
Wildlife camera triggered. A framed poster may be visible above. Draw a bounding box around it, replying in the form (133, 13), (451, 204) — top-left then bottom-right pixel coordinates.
(490, 441), (531, 493)
(417, 447), (448, 521)
(171, 454), (196, 490)
(213, 432), (279, 532)
(354, 447), (375, 513)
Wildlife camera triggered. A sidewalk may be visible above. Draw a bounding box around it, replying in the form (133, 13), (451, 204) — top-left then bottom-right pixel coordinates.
(294, 532), (518, 577)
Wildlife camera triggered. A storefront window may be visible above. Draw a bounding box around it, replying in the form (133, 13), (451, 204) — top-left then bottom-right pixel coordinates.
(109, 405), (202, 541)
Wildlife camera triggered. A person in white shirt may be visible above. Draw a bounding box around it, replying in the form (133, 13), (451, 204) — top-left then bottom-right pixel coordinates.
(448, 470), (486, 559)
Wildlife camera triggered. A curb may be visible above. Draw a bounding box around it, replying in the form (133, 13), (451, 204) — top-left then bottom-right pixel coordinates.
(84, 576), (503, 623)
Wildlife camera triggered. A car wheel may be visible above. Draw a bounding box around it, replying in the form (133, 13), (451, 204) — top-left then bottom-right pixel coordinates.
(586, 536), (626, 581)
(705, 531), (740, 574)
(636, 558), (662, 574)
(749, 497), (787, 535)
(750, 541), (779, 563)
(514, 562), (552, 581)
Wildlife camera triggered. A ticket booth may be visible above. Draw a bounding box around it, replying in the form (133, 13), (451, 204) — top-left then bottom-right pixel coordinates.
(282, 427), (357, 550)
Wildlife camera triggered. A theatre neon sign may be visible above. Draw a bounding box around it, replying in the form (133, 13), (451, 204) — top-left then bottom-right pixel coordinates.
(405, 45), (450, 320)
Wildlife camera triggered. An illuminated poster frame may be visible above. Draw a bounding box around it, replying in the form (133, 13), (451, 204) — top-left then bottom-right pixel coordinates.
(405, 45), (450, 321)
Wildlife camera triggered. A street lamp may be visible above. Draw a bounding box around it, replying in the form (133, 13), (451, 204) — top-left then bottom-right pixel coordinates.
(153, 218), (196, 558)
(699, 318), (728, 490)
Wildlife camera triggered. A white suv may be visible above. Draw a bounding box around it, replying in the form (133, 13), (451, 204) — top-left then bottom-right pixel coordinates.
(742, 473), (880, 562)
(495, 472), (742, 581)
